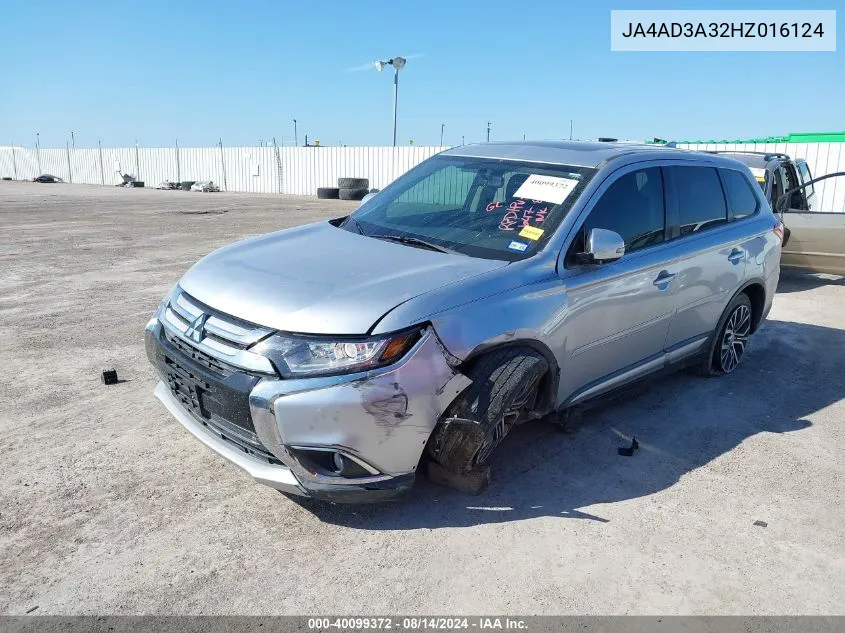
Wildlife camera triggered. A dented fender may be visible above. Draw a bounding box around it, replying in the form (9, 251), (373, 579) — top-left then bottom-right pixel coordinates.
(426, 279), (568, 410)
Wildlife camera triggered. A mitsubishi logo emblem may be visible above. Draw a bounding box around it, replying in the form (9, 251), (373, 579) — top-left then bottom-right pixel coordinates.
(184, 313), (209, 343)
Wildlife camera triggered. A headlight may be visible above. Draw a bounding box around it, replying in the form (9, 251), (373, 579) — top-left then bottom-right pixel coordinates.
(252, 327), (424, 378)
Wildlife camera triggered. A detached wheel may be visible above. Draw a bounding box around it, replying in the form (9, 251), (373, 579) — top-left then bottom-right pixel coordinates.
(338, 177), (369, 189)
(317, 187), (340, 199)
(697, 293), (753, 376)
(428, 348), (548, 473)
(339, 187), (368, 201)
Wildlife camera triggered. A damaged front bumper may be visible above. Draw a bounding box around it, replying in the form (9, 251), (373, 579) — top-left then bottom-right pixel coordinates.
(146, 319), (470, 502)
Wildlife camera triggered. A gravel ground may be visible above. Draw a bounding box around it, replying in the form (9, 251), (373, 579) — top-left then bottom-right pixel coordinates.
(1, 181), (843, 615)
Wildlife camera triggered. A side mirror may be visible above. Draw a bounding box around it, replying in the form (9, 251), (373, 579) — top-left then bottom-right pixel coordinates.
(576, 228), (625, 265)
(360, 189), (379, 206)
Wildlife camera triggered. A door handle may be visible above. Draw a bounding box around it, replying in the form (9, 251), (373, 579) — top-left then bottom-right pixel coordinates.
(653, 271), (676, 287)
(727, 248), (745, 263)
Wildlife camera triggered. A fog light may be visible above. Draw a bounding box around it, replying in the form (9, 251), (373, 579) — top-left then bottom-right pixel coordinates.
(288, 447), (377, 479)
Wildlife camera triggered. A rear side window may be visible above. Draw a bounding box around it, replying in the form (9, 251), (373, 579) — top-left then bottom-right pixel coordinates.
(798, 161), (815, 198)
(671, 166), (728, 235)
(579, 167), (666, 254)
(719, 169), (759, 221)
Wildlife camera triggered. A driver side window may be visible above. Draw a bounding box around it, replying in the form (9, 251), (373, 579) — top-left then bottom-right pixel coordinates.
(568, 167), (666, 264)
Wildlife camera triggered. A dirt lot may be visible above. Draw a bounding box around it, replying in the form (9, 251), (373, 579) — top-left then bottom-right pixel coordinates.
(1, 181), (843, 615)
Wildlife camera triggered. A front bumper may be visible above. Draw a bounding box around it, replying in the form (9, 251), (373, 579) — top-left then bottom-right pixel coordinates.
(146, 317), (470, 503)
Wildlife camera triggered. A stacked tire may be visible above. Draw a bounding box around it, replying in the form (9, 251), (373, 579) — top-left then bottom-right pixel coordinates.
(316, 187), (340, 199)
(337, 177), (369, 201)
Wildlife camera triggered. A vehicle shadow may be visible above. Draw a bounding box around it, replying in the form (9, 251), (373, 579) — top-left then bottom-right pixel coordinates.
(294, 319), (843, 530)
(777, 270), (845, 293)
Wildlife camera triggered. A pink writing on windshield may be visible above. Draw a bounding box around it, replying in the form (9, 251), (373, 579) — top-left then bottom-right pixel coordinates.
(520, 208), (533, 228)
(499, 211), (518, 231)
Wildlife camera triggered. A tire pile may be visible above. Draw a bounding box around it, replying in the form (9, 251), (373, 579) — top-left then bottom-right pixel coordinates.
(317, 177), (369, 201)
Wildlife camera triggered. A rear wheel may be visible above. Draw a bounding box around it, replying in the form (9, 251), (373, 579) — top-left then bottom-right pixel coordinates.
(697, 293), (753, 376)
(427, 348), (548, 473)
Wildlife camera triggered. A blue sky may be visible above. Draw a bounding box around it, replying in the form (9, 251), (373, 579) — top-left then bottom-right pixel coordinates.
(1, 0), (841, 148)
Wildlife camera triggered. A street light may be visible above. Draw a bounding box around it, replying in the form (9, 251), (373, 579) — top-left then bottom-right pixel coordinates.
(293, 119), (298, 147)
(440, 123), (445, 146)
(35, 132), (42, 174)
(375, 56), (407, 147)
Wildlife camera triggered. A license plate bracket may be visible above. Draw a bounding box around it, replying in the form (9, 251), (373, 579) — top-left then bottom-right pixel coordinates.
(165, 356), (212, 419)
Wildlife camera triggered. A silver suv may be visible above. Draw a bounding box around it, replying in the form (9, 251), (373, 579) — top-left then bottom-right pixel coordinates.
(145, 141), (783, 502)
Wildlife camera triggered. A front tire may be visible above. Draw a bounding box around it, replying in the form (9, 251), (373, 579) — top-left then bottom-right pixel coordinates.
(698, 293), (753, 376)
(427, 348), (548, 473)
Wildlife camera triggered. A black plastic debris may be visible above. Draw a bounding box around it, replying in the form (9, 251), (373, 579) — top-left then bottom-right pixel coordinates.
(617, 436), (639, 457)
(753, 520), (768, 528)
(102, 369), (119, 385)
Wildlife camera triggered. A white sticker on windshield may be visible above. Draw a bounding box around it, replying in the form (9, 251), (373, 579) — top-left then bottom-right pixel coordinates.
(513, 174), (579, 205)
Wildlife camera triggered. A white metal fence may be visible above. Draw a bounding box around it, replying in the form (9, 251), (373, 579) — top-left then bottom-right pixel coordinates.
(2, 142), (844, 210)
(679, 142), (845, 212)
(0, 145), (447, 196)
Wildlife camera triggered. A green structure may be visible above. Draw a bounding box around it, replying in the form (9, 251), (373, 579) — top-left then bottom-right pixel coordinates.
(649, 131), (845, 145)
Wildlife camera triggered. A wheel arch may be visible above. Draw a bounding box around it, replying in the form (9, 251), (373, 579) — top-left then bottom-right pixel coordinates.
(735, 278), (768, 333)
(458, 338), (560, 415)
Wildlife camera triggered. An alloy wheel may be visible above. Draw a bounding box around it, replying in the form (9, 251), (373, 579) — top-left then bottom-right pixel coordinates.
(718, 304), (751, 373)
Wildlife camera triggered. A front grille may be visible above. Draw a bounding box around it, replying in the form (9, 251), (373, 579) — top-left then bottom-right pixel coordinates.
(165, 330), (230, 376)
(152, 288), (284, 464)
(162, 349), (281, 464)
(159, 288), (276, 376)
(162, 350), (257, 434)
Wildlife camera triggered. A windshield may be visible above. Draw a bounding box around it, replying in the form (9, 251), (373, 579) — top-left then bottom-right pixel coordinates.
(347, 155), (597, 261)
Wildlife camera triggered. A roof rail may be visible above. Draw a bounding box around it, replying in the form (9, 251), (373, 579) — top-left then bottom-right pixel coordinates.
(703, 150), (791, 161)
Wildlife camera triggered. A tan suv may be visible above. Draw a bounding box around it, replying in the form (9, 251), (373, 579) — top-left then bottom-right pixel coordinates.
(707, 151), (844, 275)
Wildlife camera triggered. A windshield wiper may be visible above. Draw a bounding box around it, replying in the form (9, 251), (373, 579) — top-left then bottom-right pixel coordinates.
(345, 216), (367, 236)
(374, 234), (454, 254)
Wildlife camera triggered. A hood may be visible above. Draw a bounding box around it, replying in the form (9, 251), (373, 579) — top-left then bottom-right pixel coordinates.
(178, 221), (507, 335)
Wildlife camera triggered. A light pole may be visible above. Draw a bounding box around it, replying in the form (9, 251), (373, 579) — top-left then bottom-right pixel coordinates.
(486, 121), (491, 142)
(440, 123), (445, 146)
(35, 132), (42, 174)
(293, 119), (298, 147)
(375, 56), (407, 147)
